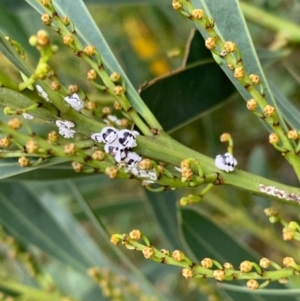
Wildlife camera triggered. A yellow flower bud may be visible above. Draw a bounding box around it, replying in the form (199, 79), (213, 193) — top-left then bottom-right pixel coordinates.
(129, 229), (142, 240)
(191, 9), (204, 20)
(264, 105), (275, 117)
(110, 72), (121, 82)
(138, 159), (153, 170)
(8, 118), (22, 130)
(84, 45), (96, 57)
(240, 260), (252, 272)
(283, 257), (296, 267)
(201, 258), (213, 268)
(288, 130), (299, 140)
(224, 41), (236, 53)
(63, 34), (74, 46)
(172, 0), (183, 10)
(259, 257), (270, 269)
(246, 99), (258, 111)
(0, 137), (12, 148)
(48, 131), (58, 143)
(64, 143), (77, 156)
(92, 150), (105, 161)
(182, 268), (194, 279)
(114, 85), (125, 96)
(68, 85), (79, 93)
(172, 250), (184, 262)
(234, 67), (245, 80)
(247, 279), (259, 290)
(25, 140), (39, 154)
(87, 69), (97, 81)
(205, 37), (216, 50)
(143, 246), (154, 259)
(269, 133), (279, 145)
(37, 30), (50, 46)
(72, 161), (84, 172)
(18, 156), (30, 167)
(213, 269), (225, 281)
(41, 13), (52, 26)
(105, 166), (118, 179)
(110, 235), (120, 245)
(249, 74), (260, 85)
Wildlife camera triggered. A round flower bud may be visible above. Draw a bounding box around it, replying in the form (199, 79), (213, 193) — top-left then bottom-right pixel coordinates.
(37, 29), (50, 47)
(92, 150), (105, 161)
(64, 143), (77, 156)
(182, 268), (193, 279)
(105, 166), (118, 179)
(138, 159), (153, 170)
(264, 105), (275, 117)
(8, 118), (22, 130)
(114, 85), (125, 96)
(179, 197), (189, 206)
(48, 131), (58, 143)
(63, 34), (74, 46)
(119, 118), (129, 128)
(249, 74), (260, 85)
(160, 249), (170, 256)
(234, 67), (245, 80)
(247, 279), (259, 290)
(213, 270), (225, 281)
(87, 267), (100, 279)
(259, 257), (270, 269)
(60, 16), (70, 26)
(288, 221), (298, 232)
(41, 13), (52, 26)
(269, 133), (279, 145)
(181, 167), (193, 182)
(84, 45), (96, 57)
(87, 69), (97, 81)
(29, 35), (38, 46)
(110, 72), (121, 82)
(283, 257), (295, 267)
(110, 235), (120, 245)
(191, 9), (204, 20)
(172, 250), (184, 262)
(0, 137), (12, 148)
(224, 41), (236, 53)
(223, 262), (234, 270)
(143, 246), (154, 259)
(288, 130), (299, 140)
(220, 133), (230, 142)
(172, 0), (183, 10)
(201, 258), (213, 268)
(180, 159), (191, 168)
(68, 85), (79, 94)
(283, 230), (295, 241)
(72, 161), (84, 172)
(240, 260), (252, 272)
(25, 140), (39, 154)
(87, 101), (97, 111)
(51, 81), (61, 91)
(18, 156), (30, 167)
(114, 101), (122, 110)
(205, 37), (216, 50)
(263, 207), (277, 217)
(102, 106), (112, 115)
(129, 229), (142, 240)
(246, 99), (258, 111)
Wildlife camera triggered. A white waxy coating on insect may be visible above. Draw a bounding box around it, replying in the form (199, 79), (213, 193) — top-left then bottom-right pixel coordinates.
(36, 85), (50, 102)
(22, 113), (34, 120)
(56, 119), (76, 138)
(64, 93), (84, 111)
(215, 152), (237, 172)
(56, 120), (75, 129)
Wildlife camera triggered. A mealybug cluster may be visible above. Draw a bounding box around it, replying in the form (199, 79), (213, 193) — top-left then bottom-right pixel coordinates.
(215, 152), (237, 172)
(91, 127), (157, 182)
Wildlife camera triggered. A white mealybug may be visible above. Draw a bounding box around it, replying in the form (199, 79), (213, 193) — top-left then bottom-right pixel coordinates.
(56, 120), (75, 129)
(56, 120), (76, 138)
(64, 93), (84, 111)
(22, 113), (34, 120)
(36, 85), (50, 102)
(215, 152), (237, 172)
(118, 129), (139, 149)
(99, 127), (119, 144)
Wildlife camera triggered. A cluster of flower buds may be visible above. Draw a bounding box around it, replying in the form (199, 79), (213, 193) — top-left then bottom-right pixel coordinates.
(91, 127), (157, 182)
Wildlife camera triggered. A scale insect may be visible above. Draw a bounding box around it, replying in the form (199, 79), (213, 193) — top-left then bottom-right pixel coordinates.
(215, 152), (237, 172)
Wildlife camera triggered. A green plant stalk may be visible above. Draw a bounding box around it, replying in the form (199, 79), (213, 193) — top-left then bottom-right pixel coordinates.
(44, 2), (160, 135)
(174, 0), (300, 181)
(240, 2), (300, 43)
(114, 233), (297, 283)
(0, 279), (76, 301)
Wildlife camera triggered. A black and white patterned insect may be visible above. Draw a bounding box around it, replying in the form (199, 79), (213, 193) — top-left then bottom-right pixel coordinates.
(56, 119), (76, 138)
(91, 127), (119, 144)
(64, 93), (84, 111)
(215, 152), (237, 172)
(91, 126), (157, 182)
(118, 129), (139, 149)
